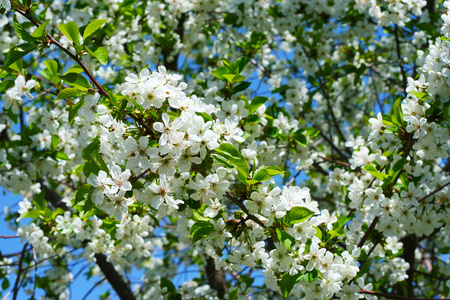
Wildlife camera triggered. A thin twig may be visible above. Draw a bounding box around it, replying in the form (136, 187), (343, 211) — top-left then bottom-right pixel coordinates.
(81, 277), (107, 300)
(225, 192), (266, 228)
(14, 8), (110, 99)
(12, 243), (28, 300)
(32, 249), (37, 300)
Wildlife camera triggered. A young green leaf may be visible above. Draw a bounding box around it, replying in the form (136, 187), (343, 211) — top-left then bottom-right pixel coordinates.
(13, 15), (35, 42)
(284, 207), (315, 225)
(57, 21), (80, 45)
(31, 20), (50, 38)
(60, 73), (91, 90)
(247, 96), (268, 115)
(2, 43), (38, 71)
(214, 143), (249, 182)
(279, 273), (302, 298)
(69, 99), (85, 126)
(364, 164), (387, 181)
(56, 88), (84, 100)
(83, 19), (109, 41)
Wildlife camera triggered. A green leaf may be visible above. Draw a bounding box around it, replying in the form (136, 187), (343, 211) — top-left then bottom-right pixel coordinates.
(108, 91), (117, 106)
(314, 226), (323, 240)
(212, 154), (235, 169)
(56, 88), (84, 100)
(0, 79), (13, 93)
(211, 66), (228, 80)
(22, 209), (42, 219)
(195, 112), (213, 122)
(69, 99), (85, 126)
(32, 20), (50, 38)
(2, 43), (38, 71)
(399, 172), (409, 188)
(13, 15), (35, 42)
(292, 131), (307, 146)
(222, 74), (237, 83)
(44, 60), (58, 76)
(232, 57), (250, 74)
(192, 211), (210, 222)
(364, 164), (387, 181)
(84, 45), (109, 65)
(83, 19), (109, 40)
(51, 134), (59, 149)
(391, 98), (404, 126)
(57, 21), (80, 45)
(409, 90), (427, 100)
(56, 151), (70, 160)
(83, 138), (100, 160)
(83, 159), (100, 177)
(7, 108), (18, 124)
(304, 269), (318, 282)
(251, 166), (284, 183)
(263, 166), (284, 176)
(279, 273), (302, 298)
(214, 143), (249, 183)
(393, 157), (407, 173)
(60, 73), (91, 90)
(276, 228), (296, 249)
(94, 47), (108, 65)
(416, 22), (437, 38)
(2, 278), (10, 290)
(305, 127), (320, 137)
(223, 13), (239, 25)
(74, 184), (93, 205)
(247, 96), (268, 115)
(252, 169), (270, 182)
(284, 207), (315, 225)
(160, 277), (176, 294)
(190, 221), (214, 243)
(91, 150), (108, 172)
(228, 288), (239, 300)
(63, 65), (84, 75)
(34, 191), (46, 211)
(382, 114), (395, 127)
(221, 58), (232, 70)
(82, 197), (95, 215)
(327, 228), (345, 241)
(232, 81), (251, 93)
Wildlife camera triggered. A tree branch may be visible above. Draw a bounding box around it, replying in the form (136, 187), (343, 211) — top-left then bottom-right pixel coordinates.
(225, 192), (266, 228)
(38, 179), (136, 300)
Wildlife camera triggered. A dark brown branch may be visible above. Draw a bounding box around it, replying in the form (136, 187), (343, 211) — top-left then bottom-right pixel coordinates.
(317, 155), (350, 167)
(81, 277), (107, 300)
(225, 192), (266, 228)
(32, 248), (38, 300)
(393, 25), (407, 95)
(94, 253), (136, 300)
(314, 126), (349, 161)
(12, 243), (28, 300)
(130, 168), (151, 184)
(205, 256), (227, 299)
(124, 110), (153, 134)
(418, 180), (450, 203)
(14, 8), (110, 100)
(38, 179), (136, 300)
(357, 216), (379, 248)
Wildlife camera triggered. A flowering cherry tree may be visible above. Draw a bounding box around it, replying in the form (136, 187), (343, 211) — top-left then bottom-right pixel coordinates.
(0, 0), (450, 299)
